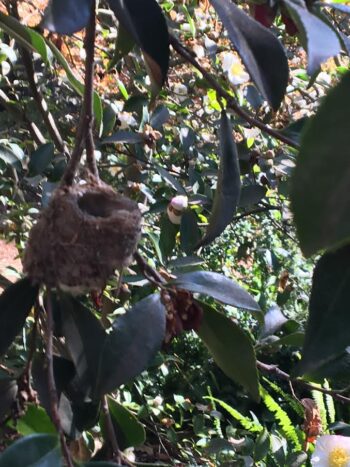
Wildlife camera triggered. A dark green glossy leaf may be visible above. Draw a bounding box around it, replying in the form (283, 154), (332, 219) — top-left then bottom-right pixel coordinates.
(42, 0), (93, 35)
(0, 434), (60, 467)
(260, 304), (288, 338)
(291, 72), (350, 256)
(107, 397), (145, 449)
(60, 295), (106, 396)
(197, 112), (241, 247)
(180, 210), (201, 254)
(239, 185), (266, 208)
(159, 214), (179, 260)
(14, 404), (56, 436)
(0, 13), (51, 63)
(197, 304), (260, 401)
(210, 0), (288, 110)
(282, 0), (340, 75)
(296, 245), (350, 376)
(72, 401), (101, 431)
(107, 0), (169, 90)
(29, 143), (54, 176)
(0, 278), (39, 356)
(0, 378), (17, 421)
(102, 130), (143, 145)
(94, 294), (166, 397)
(108, 25), (135, 69)
(170, 271), (261, 314)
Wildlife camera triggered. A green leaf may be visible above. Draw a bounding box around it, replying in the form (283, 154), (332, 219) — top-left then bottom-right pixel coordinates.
(47, 40), (103, 133)
(0, 378), (17, 421)
(0, 142), (24, 168)
(0, 434), (60, 467)
(14, 404), (56, 436)
(107, 0), (170, 92)
(260, 304), (288, 338)
(0, 13), (51, 64)
(282, 0), (340, 75)
(180, 209), (201, 254)
(60, 295), (106, 397)
(42, 0), (93, 35)
(102, 130), (144, 145)
(107, 397), (146, 449)
(170, 271), (261, 314)
(197, 304), (260, 401)
(0, 278), (39, 356)
(159, 214), (179, 260)
(197, 112), (241, 247)
(210, 0), (288, 110)
(291, 72), (350, 256)
(296, 245), (350, 376)
(108, 25), (135, 69)
(94, 294), (166, 397)
(239, 185), (267, 208)
(29, 143), (55, 176)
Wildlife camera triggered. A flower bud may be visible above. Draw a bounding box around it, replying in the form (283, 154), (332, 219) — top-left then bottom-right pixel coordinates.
(167, 195), (188, 225)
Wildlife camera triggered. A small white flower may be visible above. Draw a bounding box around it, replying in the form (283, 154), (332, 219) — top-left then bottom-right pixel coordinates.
(173, 83), (188, 102)
(311, 435), (350, 467)
(118, 111), (137, 129)
(222, 52), (249, 86)
(167, 195), (188, 225)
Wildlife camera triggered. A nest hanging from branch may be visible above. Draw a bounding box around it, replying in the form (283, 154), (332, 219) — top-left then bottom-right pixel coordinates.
(23, 181), (141, 293)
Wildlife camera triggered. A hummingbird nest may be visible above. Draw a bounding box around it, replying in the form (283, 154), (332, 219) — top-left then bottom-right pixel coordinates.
(23, 181), (141, 293)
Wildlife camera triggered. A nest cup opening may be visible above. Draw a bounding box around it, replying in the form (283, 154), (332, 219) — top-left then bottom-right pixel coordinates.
(77, 191), (128, 218)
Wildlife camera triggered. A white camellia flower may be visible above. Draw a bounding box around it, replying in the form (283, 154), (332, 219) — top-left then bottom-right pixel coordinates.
(167, 195), (188, 225)
(311, 435), (350, 467)
(118, 111), (137, 129)
(221, 52), (249, 86)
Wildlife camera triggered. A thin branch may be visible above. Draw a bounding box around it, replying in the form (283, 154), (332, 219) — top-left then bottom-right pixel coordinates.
(169, 34), (299, 150)
(101, 396), (122, 464)
(134, 251), (166, 286)
(257, 360), (350, 404)
(0, 90), (46, 145)
(232, 205), (281, 222)
(61, 0), (99, 186)
(8, 1), (65, 153)
(45, 290), (74, 467)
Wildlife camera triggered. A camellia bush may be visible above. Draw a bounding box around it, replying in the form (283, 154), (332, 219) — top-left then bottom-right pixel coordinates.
(0, 0), (349, 465)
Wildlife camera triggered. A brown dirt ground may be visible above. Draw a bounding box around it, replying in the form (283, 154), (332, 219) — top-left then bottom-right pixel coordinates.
(0, 239), (22, 283)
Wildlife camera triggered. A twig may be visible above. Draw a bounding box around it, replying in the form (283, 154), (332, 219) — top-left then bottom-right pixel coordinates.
(61, 0), (99, 186)
(101, 395), (122, 464)
(232, 205), (281, 222)
(0, 90), (46, 145)
(134, 251), (165, 286)
(8, 1), (65, 153)
(257, 360), (350, 404)
(45, 290), (74, 467)
(169, 34), (299, 150)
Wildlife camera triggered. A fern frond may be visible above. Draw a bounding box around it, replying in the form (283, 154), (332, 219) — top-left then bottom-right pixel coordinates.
(260, 387), (302, 450)
(312, 388), (327, 430)
(263, 377), (303, 417)
(205, 396), (263, 433)
(324, 380), (336, 425)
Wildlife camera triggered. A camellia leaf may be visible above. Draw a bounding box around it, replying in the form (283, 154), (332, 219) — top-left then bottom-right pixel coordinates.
(197, 304), (260, 401)
(94, 294), (166, 397)
(295, 245), (350, 377)
(42, 0), (93, 35)
(14, 404), (56, 436)
(60, 295), (106, 397)
(0, 434), (60, 467)
(0, 378), (17, 421)
(0, 13), (51, 64)
(180, 209), (201, 254)
(108, 25), (135, 70)
(170, 271), (261, 315)
(29, 143), (55, 176)
(0, 278), (39, 356)
(197, 111), (241, 247)
(260, 304), (288, 338)
(210, 0), (288, 110)
(107, 397), (146, 450)
(282, 0), (341, 75)
(291, 72), (350, 256)
(107, 0), (170, 91)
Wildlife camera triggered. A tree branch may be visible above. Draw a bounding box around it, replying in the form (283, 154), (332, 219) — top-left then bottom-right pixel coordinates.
(257, 360), (350, 404)
(45, 291), (74, 467)
(61, 0), (99, 186)
(101, 396), (122, 464)
(169, 34), (299, 150)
